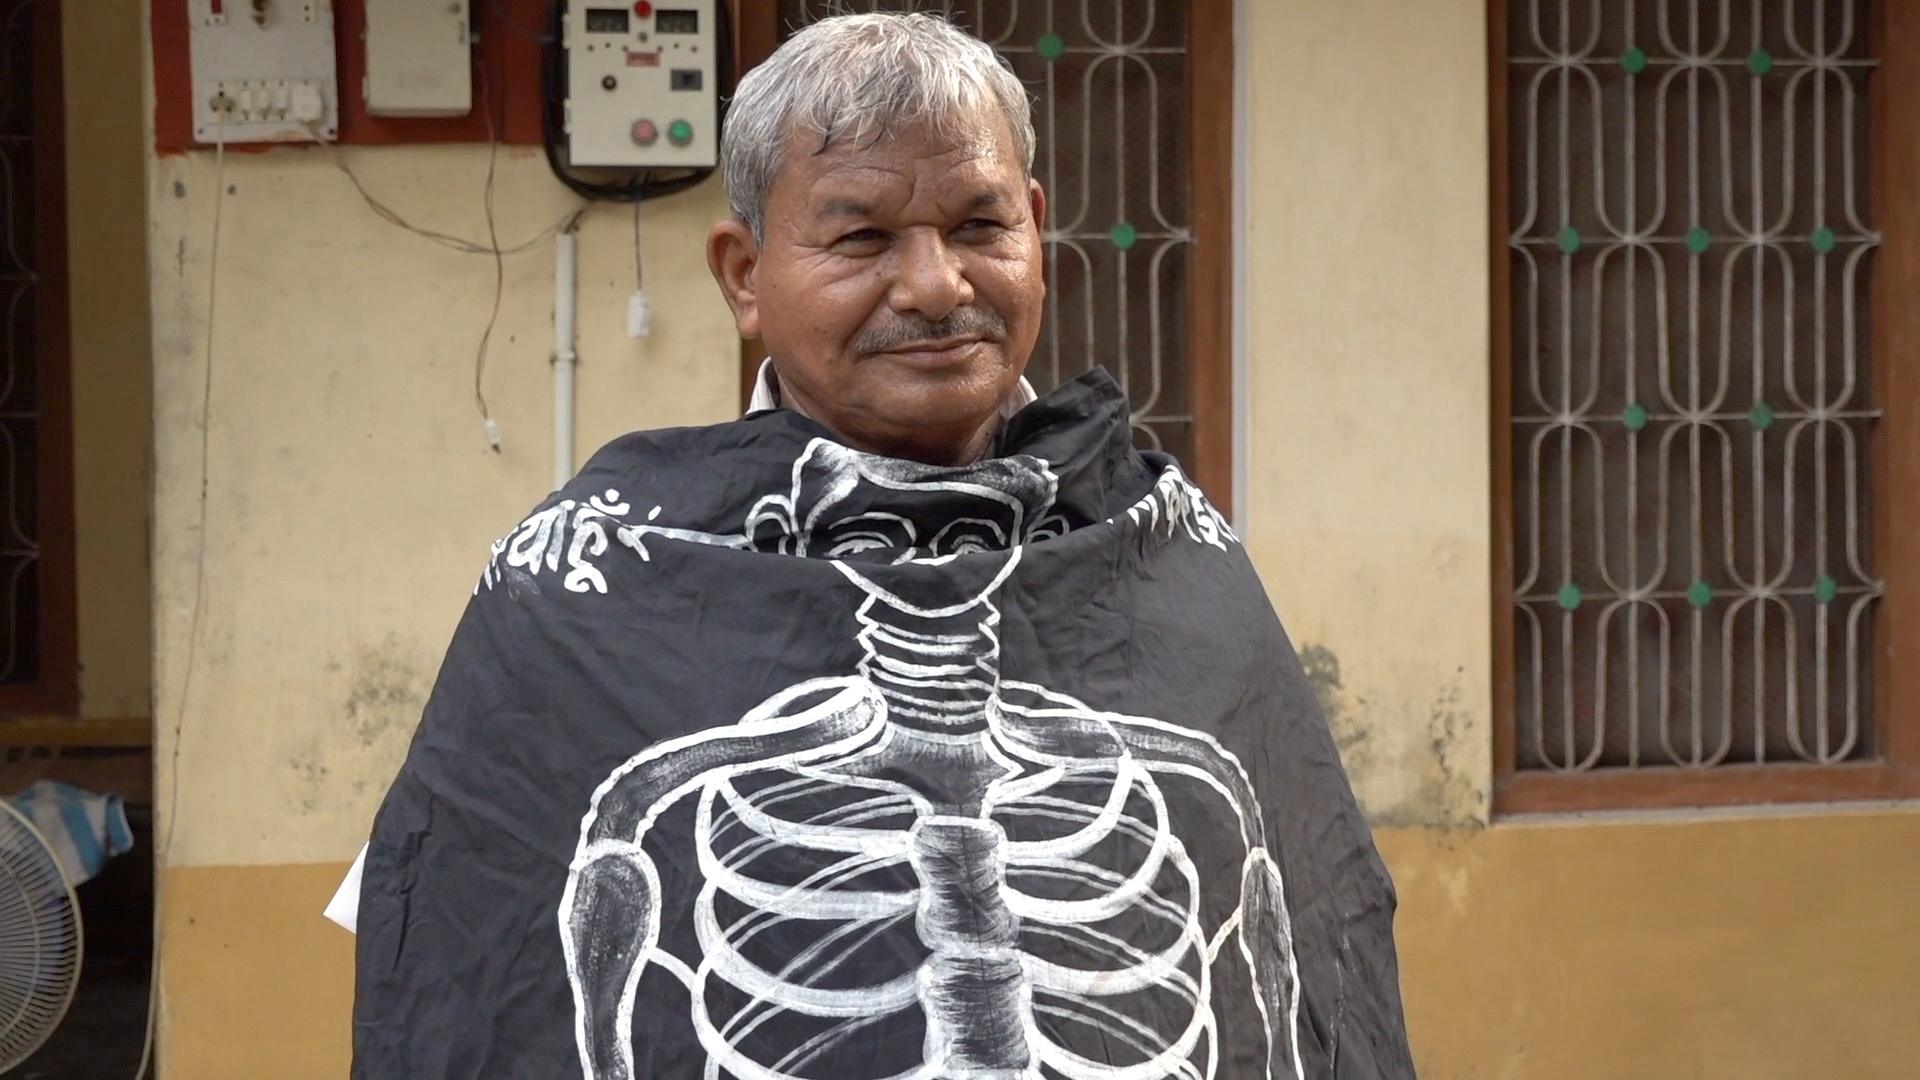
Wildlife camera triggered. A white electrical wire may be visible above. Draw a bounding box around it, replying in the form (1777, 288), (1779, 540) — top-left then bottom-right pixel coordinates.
(473, 54), (507, 450)
(307, 58), (587, 452)
(134, 106), (227, 1080)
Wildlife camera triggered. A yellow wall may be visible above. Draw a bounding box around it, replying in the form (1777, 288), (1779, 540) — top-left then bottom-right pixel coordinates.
(136, 0), (1920, 1074)
(67, 0), (154, 720)
(163, 811), (1920, 1079)
(1382, 812), (1920, 1079)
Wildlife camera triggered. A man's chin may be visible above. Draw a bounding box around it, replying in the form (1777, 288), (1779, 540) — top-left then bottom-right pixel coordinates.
(833, 380), (1019, 460)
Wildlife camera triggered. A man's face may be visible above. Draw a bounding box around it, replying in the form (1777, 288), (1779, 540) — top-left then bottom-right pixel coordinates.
(709, 112), (1047, 465)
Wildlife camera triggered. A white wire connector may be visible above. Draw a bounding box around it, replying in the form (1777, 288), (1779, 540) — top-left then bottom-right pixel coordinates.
(627, 291), (652, 339)
(483, 416), (502, 452)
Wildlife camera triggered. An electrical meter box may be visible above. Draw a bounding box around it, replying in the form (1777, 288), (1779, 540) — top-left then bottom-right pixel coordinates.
(564, 0), (719, 168)
(364, 0), (472, 117)
(188, 0), (339, 144)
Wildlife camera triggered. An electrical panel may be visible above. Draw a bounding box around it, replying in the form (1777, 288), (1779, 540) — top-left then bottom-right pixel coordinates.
(364, 0), (473, 117)
(565, 0), (719, 168)
(188, 0), (340, 143)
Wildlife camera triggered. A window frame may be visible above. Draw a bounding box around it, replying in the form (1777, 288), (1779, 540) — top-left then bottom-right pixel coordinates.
(1488, 0), (1920, 812)
(732, 0), (1236, 517)
(0, 0), (78, 716)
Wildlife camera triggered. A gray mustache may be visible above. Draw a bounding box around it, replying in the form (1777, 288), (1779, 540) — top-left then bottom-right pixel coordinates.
(853, 308), (1006, 353)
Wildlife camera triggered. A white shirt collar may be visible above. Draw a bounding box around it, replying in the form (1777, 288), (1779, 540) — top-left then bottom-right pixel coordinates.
(746, 358), (1039, 421)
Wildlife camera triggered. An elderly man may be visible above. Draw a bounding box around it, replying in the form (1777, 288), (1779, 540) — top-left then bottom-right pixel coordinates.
(351, 13), (1411, 1079)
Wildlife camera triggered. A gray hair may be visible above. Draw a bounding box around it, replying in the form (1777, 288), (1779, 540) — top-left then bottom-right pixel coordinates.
(721, 12), (1036, 240)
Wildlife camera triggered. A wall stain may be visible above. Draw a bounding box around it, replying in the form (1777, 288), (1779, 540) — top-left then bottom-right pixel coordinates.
(343, 636), (428, 751)
(1301, 643), (1484, 830)
(289, 756), (331, 814)
(273, 637), (433, 821)
(1299, 643), (1345, 725)
(1368, 675), (1483, 830)
(1301, 642), (1376, 776)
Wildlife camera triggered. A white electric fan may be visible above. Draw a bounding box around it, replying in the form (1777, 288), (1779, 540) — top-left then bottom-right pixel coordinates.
(0, 798), (80, 1071)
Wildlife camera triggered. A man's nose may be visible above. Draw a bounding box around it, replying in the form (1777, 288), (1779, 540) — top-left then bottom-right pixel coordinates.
(887, 230), (974, 323)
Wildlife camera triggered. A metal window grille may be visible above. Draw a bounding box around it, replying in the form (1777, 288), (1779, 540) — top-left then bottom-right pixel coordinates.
(0, 0), (43, 687)
(779, 1), (1197, 462)
(1507, 0), (1882, 772)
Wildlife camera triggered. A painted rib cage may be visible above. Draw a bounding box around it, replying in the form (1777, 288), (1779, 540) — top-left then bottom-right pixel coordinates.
(686, 694), (1222, 1079)
(557, 443), (1298, 1080)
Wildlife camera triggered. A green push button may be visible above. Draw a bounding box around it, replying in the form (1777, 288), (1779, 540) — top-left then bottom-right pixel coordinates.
(668, 119), (694, 146)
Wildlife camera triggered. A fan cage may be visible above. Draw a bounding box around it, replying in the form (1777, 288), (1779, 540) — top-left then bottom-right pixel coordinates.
(0, 798), (81, 1070)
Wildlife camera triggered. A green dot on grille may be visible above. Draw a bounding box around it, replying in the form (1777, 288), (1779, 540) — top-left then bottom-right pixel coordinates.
(1815, 576), (1840, 604)
(1109, 222), (1138, 250)
(1558, 584), (1583, 611)
(1812, 227), (1837, 254)
(1623, 403), (1649, 431)
(1036, 32), (1065, 60)
(1557, 227), (1582, 254)
(1686, 227), (1711, 254)
(1621, 47), (1648, 74)
(1750, 402), (1776, 430)
(1688, 580), (1714, 608)
(1748, 49), (1773, 75)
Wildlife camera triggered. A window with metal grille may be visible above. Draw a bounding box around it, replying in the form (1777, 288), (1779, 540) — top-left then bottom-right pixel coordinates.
(1491, 0), (1920, 811)
(0, 0), (75, 713)
(738, 0), (1234, 510)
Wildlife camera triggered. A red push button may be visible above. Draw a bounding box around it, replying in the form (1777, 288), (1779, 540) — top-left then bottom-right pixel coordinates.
(631, 119), (659, 146)
(634, 1), (652, 16)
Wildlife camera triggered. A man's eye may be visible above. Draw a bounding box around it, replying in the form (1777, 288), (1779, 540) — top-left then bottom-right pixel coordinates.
(957, 218), (1006, 235)
(836, 228), (888, 247)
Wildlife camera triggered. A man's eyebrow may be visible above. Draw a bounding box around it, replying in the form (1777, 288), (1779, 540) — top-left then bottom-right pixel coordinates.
(961, 190), (1017, 214)
(817, 197), (877, 220)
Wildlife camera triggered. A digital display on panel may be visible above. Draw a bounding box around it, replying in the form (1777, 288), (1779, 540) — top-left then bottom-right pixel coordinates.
(656, 9), (698, 33)
(584, 8), (630, 33)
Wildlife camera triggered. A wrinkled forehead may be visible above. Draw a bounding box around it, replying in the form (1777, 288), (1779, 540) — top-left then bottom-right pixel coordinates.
(773, 111), (1027, 212)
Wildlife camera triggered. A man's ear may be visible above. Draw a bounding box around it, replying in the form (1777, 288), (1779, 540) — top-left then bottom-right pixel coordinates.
(1029, 178), (1048, 235)
(707, 218), (762, 340)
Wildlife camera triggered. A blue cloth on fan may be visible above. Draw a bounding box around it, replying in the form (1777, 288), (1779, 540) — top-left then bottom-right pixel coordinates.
(6, 781), (134, 886)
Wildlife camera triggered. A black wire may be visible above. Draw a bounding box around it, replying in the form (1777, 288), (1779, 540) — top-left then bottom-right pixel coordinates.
(481, 0), (554, 43)
(539, 0), (731, 203)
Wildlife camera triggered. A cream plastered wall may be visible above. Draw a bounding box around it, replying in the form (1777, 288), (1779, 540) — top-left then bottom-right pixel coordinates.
(1241, 0), (1493, 826)
(146, 146), (740, 869)
(67, 0), (153, 720)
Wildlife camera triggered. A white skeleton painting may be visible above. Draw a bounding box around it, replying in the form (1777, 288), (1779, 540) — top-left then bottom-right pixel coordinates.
(556, 441), (1302, 1080)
